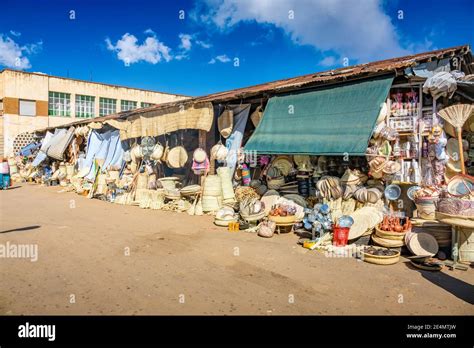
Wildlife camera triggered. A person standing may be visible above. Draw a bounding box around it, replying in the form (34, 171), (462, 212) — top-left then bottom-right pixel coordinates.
(0, 157), (11, 190)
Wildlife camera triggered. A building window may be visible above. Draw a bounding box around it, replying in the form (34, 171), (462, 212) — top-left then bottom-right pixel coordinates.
(48, 92), (71, 116)
(140, 102), (155, 108)
(121, 100), (137, 112)
(19, 100), (36, 116)
(0, 99), (3, 113)
(75, 95), (95, 118)
(99, 97), (117, 116)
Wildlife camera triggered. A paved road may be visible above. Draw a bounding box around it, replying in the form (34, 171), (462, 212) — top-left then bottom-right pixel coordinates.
(0, 184), (473, 315)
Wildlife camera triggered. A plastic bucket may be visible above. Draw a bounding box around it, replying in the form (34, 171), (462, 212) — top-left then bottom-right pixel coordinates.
(333, 227), (350, 247)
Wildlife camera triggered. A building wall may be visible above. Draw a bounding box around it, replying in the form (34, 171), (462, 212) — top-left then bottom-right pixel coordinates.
(0, 69), (189, 156)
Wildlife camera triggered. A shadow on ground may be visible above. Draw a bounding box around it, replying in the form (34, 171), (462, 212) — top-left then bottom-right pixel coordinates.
(404, 261), (474, 304)
(0, 225), (41, 234)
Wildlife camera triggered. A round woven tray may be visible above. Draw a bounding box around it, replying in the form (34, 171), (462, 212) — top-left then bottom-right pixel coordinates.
(375, 225), (407, 241)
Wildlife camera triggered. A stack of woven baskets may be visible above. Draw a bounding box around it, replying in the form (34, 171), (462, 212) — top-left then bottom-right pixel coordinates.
(202, 175), (223, 212)
(217, 167), (236, 205)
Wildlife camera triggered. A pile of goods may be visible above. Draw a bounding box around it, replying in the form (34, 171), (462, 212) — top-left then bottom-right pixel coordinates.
(296, 203), (333, 239)
(372, 216), (411, 248)
(268, 203), (298, 222)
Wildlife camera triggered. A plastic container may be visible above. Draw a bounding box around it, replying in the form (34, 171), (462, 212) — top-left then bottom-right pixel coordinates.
(333, 226), (350, 247)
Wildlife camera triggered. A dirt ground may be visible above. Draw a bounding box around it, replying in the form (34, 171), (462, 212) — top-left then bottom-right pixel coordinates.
(0, 183), (473, 315)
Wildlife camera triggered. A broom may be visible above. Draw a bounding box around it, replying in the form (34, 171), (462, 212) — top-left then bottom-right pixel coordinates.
(438, 104), (474, 174)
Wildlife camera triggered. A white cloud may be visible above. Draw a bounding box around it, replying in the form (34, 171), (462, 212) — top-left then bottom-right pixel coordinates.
(319, 56), (337, 67)
(144, 28), (155, 35)
(0, 34), (42, 69)
(208, 54), (231, 64)
(196, 40), (212, 49)
(106, 33), (172, 65)
(179, 33), (193, 51)
(198, 0), (427, 62)
(9, 30), (21, 37)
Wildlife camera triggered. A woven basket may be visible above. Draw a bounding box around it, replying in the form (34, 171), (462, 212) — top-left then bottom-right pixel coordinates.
(150, 189), (165, 210)
(136, 173), (149, 190)
(203, 175), (223, 197)
(416, 201), (436, 220)
(375, 225), (407, 241)
(217, 167), (235, 201)
(267, 176), (285, 190)
(166, 146), (188, 169)
(158, 177), (179, 190)
(371, 234), (404, 248)
(362, 249), (400, 265)
(268, 215), (299, 224)
(202, 195), (223, 212)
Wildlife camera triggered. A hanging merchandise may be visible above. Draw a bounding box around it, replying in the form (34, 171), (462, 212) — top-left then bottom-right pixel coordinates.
(150, 142), (164, 161)
(141, 136), (156, 159)
(161, 136), (170, 163)
(192, 148), (209, 175)
(218, 108), (234, 139)
(241, 164), (251, 186)
(250, 105), (264, 127)
(211, 142), (228, 162)
(166, 132), (188, 169)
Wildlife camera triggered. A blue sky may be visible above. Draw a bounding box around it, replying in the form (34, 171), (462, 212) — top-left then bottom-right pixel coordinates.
(1, 0), (473, 96)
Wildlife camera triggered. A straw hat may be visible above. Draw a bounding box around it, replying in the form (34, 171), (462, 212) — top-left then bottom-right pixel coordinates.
(407, 232), (439, 256)
(340, 169), (361, 185)
(447, 175), (473, 197)
(130, 144), (142, 162)
(166, 146), (188, 168)
(382, 161), (401, 175)
(150, 143), (164, 161)
(366, 188), (382, 203)
(378, 140), (392, 156)
(211, 143), (228, 162)
(271, 156), (293, 176)
(369, 157), (386, 179)
(218, 109), (233, 138)
(293, 155), (313, 171)
(193, 148), (207, 163)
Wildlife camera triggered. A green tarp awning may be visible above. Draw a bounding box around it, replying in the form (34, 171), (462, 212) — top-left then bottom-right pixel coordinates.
(245, 75), (394, 155)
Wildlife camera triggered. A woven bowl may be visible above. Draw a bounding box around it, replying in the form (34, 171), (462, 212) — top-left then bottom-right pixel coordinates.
(371, 234), (405, 248)
(268, 215), (299, 224)
(375, 225), (407, 241)
(362, 248), (400, 265)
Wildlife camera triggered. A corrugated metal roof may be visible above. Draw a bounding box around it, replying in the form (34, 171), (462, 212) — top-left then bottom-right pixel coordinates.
(37, 44), (471, 132)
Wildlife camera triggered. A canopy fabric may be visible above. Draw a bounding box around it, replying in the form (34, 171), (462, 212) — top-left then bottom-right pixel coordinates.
(245, 75), (394, 155)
